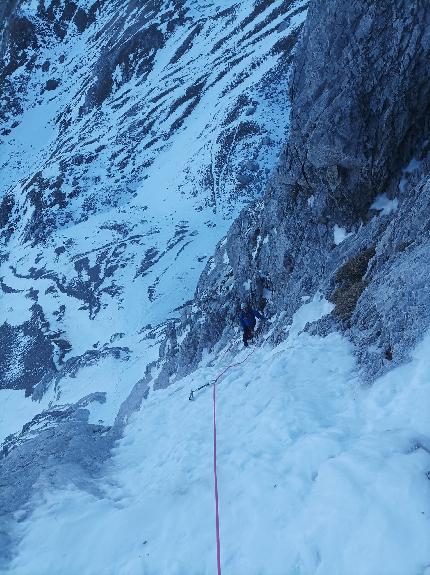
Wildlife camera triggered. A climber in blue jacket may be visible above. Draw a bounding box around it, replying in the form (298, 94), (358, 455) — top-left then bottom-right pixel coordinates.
(239, 303), (264, 347)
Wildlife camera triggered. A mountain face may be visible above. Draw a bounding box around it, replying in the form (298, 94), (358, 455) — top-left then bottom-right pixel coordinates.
(0, 0), (306, 393)
(1, 0), (430, 572)
(158, 0), (430, 385)
(0, 0), (308, 565)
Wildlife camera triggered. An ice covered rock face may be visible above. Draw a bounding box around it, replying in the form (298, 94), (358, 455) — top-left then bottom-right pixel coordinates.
(0, 0), (308, 561)
(159, 0), (430, 384)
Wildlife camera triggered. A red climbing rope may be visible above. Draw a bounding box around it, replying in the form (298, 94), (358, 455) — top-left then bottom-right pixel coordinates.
(188, 341), (263, 571)
(189, 346), (257, 400)
(210, 345), (258, 574)
(213, 377), (222, 575)
(212, 346), (258, 386)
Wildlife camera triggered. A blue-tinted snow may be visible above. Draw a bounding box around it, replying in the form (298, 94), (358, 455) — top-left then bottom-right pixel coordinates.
(5, 296), (430, 575)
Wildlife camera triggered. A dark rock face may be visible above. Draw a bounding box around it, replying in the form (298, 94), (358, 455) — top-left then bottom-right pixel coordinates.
(283, 0), (430, 226)
(1, 14), (37, 78)
(45, 77), (60, 91)
(0, 194), (14, 228)
(349, 173), (430, 375)
(88, 23), (165, 107)
(0, 309), (56, 396)
(156, 0), (430, 385)
(330, 246), (376, 322)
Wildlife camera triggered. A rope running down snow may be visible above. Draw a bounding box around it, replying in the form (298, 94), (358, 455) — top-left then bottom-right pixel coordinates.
(213, 375), (222, 575)
(209, 345), (258, 574)
(189, 345), (257, 400)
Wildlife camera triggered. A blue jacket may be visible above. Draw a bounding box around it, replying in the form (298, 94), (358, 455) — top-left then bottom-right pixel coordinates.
(240, 307), (264, 329)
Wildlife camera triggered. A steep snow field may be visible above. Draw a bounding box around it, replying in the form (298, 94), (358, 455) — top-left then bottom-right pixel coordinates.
(6, 297), (430, 575)
(1, 1), (311, 564)
(1, 0), (307, 402)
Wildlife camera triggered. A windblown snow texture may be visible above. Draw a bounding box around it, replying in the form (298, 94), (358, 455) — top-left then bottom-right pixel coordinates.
(4, 297), (430, 574)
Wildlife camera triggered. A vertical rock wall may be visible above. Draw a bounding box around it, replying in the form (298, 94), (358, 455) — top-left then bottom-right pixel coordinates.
(156, 0), (430, 384)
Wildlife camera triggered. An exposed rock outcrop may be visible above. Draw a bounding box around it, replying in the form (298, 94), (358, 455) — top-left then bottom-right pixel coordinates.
(157, 0), (430, 384)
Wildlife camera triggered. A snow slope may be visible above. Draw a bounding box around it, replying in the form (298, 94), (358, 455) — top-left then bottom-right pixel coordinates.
(0, 0), (309, 566)
(3, 2), (430, 572)
(6, 297), (430, 574)
(1, 0), (307, 415)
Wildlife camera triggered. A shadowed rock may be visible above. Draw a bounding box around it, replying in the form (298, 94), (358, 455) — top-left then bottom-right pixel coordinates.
(155, 0), (430, 385)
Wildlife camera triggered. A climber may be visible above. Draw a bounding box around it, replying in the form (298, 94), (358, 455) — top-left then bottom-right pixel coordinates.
(239, 302), (264, 347)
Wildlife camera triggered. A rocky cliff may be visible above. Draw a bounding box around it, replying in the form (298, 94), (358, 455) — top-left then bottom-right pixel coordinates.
(156, 0), (430, 386)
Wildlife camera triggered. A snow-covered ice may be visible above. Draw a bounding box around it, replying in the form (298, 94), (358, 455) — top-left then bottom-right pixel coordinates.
(6, 296), (430, 575)
(370, 194), (399, 216)
(1, 2), (429, 573)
